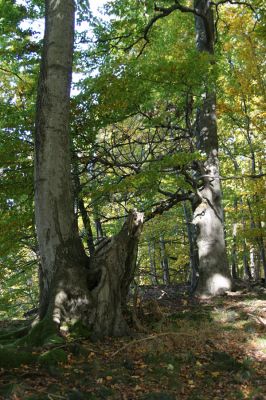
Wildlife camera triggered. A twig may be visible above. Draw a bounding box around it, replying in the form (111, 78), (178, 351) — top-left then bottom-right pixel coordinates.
(0, 66), (24, 82)
(210, 0), (255, 13)
(48, 394), (66, 400)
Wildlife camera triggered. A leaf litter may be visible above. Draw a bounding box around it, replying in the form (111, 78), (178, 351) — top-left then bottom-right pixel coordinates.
(0, 285), (265, 400)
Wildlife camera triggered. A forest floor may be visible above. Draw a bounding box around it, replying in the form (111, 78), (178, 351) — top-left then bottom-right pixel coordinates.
(0, 284), (266, 400)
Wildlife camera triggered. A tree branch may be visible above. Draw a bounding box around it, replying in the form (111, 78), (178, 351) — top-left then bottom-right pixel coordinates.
(125, 1), (206, 54)
(145, 191), (190, 221)
(210, 0), (255, 13)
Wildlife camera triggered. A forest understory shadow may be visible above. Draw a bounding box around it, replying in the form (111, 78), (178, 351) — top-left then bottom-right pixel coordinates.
(0, 284), (265, 400)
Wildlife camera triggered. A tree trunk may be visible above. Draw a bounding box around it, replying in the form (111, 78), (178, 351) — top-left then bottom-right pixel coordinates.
(239, 199), (252, 280)
(34, 0), (143, 337)
(231, 198), (238, 280)
(192, 0), (232, 296)
(88, 210), (144, 337)
(259, 236), (266, 282)
(72, 155), (95, 257)
(159, 236), (170, 285)
(183, 201), (199, 291)
(35, 0), (89, 320)
(148, 240), (158, 285)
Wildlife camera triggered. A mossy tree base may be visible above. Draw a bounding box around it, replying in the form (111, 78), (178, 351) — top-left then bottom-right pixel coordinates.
(15, 317), (63, 347)
(38, 211), (144, 338)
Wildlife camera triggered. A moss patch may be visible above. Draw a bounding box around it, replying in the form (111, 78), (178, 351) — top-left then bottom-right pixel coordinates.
(68, 320), (92, 339)
(15, 317), (64, 347)
(0, 346), (37, 368)
(38, 348), (67, 366)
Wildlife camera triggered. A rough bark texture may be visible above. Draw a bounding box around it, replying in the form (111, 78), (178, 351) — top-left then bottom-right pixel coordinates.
(34, 0), (143, 338)
(192, 0), (232, 296)
(88, 211), (144, 337)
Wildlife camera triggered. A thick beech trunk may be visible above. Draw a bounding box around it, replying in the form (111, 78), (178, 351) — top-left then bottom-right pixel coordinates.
(35, 0), (89, 319)
(192, 0), (232, 295)
(34, 0), (143, 337)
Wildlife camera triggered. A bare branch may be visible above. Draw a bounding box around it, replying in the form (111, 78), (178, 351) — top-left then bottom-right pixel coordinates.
(0, 66), (24, 82)
(145, 191), (190, 221)
(125, 1), (206, 54)
(210, 0), (255, 13)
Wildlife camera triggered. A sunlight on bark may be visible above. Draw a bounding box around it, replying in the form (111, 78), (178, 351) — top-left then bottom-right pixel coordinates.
(207, 273), (231, 295)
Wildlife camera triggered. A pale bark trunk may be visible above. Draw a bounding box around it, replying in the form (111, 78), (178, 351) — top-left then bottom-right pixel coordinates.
(259, 236), (266, 281)
(148, 240), (158, 285)
(35, 0), (89, 319)
(95, 218), (104, 240)
(159, 236), (170, 285)
(231, 198), (238, 280)
(34, 0), (143, 336)
(240, 199), (252, 280)
(250, 246), (260, 281)
(192, 0), (232, 295)
(183, 201), (199, 291)
(72, 158), (95, 256)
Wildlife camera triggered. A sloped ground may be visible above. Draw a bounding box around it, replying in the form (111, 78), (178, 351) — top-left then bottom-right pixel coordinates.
(0, 285), (265, 400)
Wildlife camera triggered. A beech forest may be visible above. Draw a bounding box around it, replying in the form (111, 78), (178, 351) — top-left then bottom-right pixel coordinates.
(0, 0), (265, 399)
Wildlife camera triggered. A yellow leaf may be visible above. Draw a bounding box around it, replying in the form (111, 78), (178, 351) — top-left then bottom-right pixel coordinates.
(196, 361), (202, 367)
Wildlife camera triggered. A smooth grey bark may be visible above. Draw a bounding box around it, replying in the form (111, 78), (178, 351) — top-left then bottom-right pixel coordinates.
(72, 157), (95, 256)
(34, 0), (143, 336)
(159, 236), (170, 285)
(148, 240), (158, 285)
(183, 201), (199, 291)
(247, 201), (260, 280)
(243, 242), (251, 281)
(259, 233), (266, 282)
(93, 207), (105, 243)
(35, 0), (89, 319)
(250, 246), (260, 281)
(192, 0), (232, 296)
(239, 199), (252, 280)
(231, 198), (238, 280)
